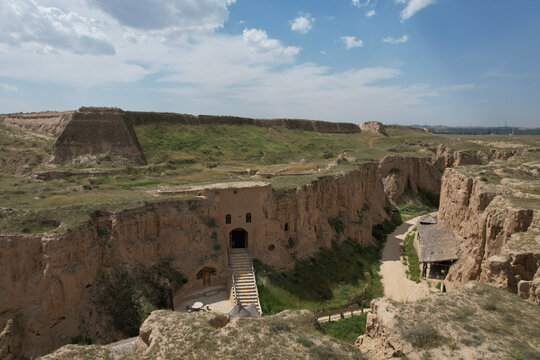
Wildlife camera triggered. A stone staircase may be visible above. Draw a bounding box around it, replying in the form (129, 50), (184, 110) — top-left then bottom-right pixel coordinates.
(229, 248), (262, 315)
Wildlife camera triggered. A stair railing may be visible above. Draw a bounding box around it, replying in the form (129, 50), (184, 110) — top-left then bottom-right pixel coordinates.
(251, 262), (263, 316)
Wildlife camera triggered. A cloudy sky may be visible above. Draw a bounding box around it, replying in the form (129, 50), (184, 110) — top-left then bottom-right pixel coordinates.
(0, 0), (539, 126)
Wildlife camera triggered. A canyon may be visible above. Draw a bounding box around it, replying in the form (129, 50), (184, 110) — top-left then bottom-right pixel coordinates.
(1, 109), (539, 359)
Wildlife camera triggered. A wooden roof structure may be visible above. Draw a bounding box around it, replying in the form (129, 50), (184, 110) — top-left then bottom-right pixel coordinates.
(416, 221), (459, 263)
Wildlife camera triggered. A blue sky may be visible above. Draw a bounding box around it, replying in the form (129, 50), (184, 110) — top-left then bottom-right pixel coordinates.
(0, 0), (539, 126)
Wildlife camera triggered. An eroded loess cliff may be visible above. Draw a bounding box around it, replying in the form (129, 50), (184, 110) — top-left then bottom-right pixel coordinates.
(0, 199), (216, 359)
(438, 168), (540, 303)
(378, 156), (442, 205)
(0, 162), (392, 359)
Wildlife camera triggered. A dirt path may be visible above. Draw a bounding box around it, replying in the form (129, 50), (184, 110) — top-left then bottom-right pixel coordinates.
(380, 215), (430, 302)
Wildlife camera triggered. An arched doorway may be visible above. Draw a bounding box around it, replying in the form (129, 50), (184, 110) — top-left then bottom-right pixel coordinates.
(230, 228), (248, 249)
(197, 267), (217, 287)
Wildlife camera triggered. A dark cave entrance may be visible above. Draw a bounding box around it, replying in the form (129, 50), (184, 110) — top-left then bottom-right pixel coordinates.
(230, 228), (248, 249)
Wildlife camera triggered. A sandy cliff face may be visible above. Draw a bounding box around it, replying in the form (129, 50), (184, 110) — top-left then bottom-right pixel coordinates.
(438, 168), (539, 303)
(0, 199), (217, 359)
(433, 145), (483, 170)
(379, 156), (442, 205)
(263, 164), (389, 269)
(0, 162), (392, 358)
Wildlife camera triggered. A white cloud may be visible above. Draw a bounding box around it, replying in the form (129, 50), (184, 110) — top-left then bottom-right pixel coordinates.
(242, 29), (300, 57)
(353, 0), (377, 17)
(352, 0), (375, 8)
(291, 14), (314, 34)
(88, 0), (235, 32)
(341, 36), (364, 50)
(382, 35), (409, 44)
(0, 0), (115, 55)
(0, 83), (18, 92)
(398, 0), (436, 21)
(0, 1), (448, 124)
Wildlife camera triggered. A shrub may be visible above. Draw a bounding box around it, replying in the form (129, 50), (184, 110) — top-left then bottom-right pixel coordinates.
(321, 313), (368, 344)
(403, 322), (442, 349)
(92, 260), (185, 336)
(328, 217), (345, 235)
(296, 335), (315, 348)
(268, 318), (291, 333)
(309, 344), (340, 360)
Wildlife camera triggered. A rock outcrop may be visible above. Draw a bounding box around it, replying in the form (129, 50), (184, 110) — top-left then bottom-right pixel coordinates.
(438, 168), (540, 303)
(379, 156), (442, 205)
(433, 144), (482, 170)
(360, 121), (388, 136)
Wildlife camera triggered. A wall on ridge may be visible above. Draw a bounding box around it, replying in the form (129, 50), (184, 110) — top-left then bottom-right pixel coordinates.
(50, 108), (146, 165)
(125, 111), (362, 133)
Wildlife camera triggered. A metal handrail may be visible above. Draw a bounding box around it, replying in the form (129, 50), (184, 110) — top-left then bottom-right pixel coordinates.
(251, 264), (263, 316)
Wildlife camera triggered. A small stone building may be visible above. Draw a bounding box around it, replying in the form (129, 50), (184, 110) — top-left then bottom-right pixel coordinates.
(415, 215), (458, 280)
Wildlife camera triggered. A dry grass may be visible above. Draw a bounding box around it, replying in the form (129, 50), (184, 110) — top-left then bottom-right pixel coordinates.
(392, 284), (540, 359)
(42, 310), (365, 360)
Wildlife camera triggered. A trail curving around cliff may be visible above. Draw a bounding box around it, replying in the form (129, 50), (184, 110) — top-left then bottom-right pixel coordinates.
(380, 215), (430, 302)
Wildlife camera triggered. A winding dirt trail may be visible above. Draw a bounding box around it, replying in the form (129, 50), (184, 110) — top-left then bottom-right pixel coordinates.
(380, 215), (430, 302)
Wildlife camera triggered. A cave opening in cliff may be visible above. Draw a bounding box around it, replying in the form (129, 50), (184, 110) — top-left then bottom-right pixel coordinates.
(230, 228), (248, 248)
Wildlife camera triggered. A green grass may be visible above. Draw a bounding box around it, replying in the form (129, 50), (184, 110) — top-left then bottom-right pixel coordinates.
(398, 201), (438, 222)
(1, 120), (539, 232)
(321, 313), (369, 344)
(402, 230), (421, 283)
(254, 223), (399, 315)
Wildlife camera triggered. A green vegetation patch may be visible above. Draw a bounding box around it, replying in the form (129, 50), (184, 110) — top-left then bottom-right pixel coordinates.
(91, 259), (186, 336)
(402, 229), (421, 283)
(321, 313), (369, 344)
(254, 236), (385, 314)
(398, 189), (439, 222)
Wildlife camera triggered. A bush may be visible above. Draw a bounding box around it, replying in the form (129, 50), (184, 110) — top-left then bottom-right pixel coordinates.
(403, 322), (442, 349)
(328, 217), (345, 235)
(296, 335), (315, 348)
(321, 313), (368, 344)
(92, 259), (185, 336)
(309, 344), (340, 360)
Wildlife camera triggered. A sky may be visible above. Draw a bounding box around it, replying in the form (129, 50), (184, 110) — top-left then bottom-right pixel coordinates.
(0, 0), (539, 126)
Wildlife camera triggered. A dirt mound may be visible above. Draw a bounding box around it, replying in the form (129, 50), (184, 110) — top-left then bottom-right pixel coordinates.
(1, 111), (72, 138)
(50, 108), (146, 165)
(360, 121), (388, 136)
(43, 310), (363, 360)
